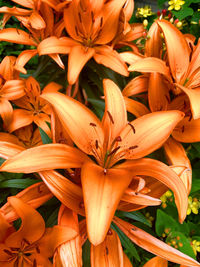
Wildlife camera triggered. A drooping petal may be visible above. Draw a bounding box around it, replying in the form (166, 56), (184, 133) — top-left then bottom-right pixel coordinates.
(115, 111), (184, 160)
(10, 0), (34, 9)
(124, 97), (150, 117)
(175, 83), (200, 119)
(39, 170), (85, 215)
(29, 11), (46, 30)
(90, 229), (124, 267)
(1, 182), (53, 223)
(114, 217), (200, 266)
(143, 256), (168, 267)
(0, 28), (37, 46)
(164, 137), (192, 195)
(7, 109), (33, 133)
(0, 6), (32, 16)
(122, 75), (148, 97)
(120, 51), (144, 65)
(0, 56), (16, 80)
(94, 46), (129, 77)
(121, 190), (161, 206)
(118, 158), (188, 223)
(148, 73), (170, 112)
(157, 19), (190, 83)
(14, 49), (38, 74)
(0, 141), (24, 159)
(68, 45), (95, 84)
(145, 21), (162, 58)
(0, 144), (88, 173)
(172, 116), (200, 143)
(43, 82), (62, 93)
(128, 57), (170, 78)
(0, 98), (13, 127)
(41, 92), (104, 156)
(1, 80), (25, 100)
(5, 197), (45, 247)
(49, 54), (65, 69)
(33, 113), (51, 137)
(81, 161), (133, 245)
(102, 79), (127, 149)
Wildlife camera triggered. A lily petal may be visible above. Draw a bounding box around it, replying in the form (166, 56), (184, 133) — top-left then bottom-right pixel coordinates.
(15, 49), (38, 74)
(157, 19), (190, 83)
(0, 28), (37, 46)
(90, 229), (124, 267)
(120, 51), (144, 65)
(143, 256), (168, 267)
(7, 109), (33, 133)
(118, 158), (188, 223)
(1, 80), (25, 100)
(0, 141), (24, 159)
(122, 75), (148, 97)
(6, 196), (45, 247)
(0, 144), (88, 173)
(116, 110), (184, 160)
(29, 11), (46, 30)
(124, 96), (150, 117)
(122, 190), (161, 206)
(0, 98), (13, 126)
(41, 92), (104, 156)
(113, 217), (200, 266)
(145, 21), (162, 58)
(164, 137), (192, 195)
(39, 170), (85, 215)
(81, 161), (133, 245)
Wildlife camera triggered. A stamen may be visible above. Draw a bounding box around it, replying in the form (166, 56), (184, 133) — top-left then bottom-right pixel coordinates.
(14, 259), (19, 267)
(36, 246), (40, 253)
(108, 146), (120, 156)
(16, 27), (20, 35)
(128, 123), (136, 134)
(75, 26), (79, 36)
(100, 17), (103, 28)
(103, 169), (107, 175)
(3, 249), (13, 256)
(107, 229), (112, 235)
(37, 184), (42, 193)
(106, 247), (109, 255)
(129, 145), (138, 150)
(95, 140), (99, 149)
(90, 122), (96, 127)
(181, 125), (185, 133)
(33, 259), (37, 267)
(91, 11), (95, 23)
(107, 111), (114, 124)
(183, 100), (187, 109)
(165, 94), (170, 103)
(10, 247), (19, 251)
(22, 238), (30, 246)
(188, 114), (192, 121)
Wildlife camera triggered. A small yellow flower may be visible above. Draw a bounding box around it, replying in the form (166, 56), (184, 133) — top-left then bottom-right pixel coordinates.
(136, 6), (153, 18)
(168, 0), (185, 11)
(187, 196), (200, 215)
(191, 240), (200, 255)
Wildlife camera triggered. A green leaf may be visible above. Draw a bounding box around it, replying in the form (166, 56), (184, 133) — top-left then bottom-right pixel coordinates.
(188, 221), (200, 236)
(157, 0), (167, 8)
(0, 178), (39, 189)
(0, 158), (5, 166)
(156, 209), (180, 236)
(46, 207), (59, 227)
(82, 239), (91, 267)
(172, 7), (194, 20)
(115, 210), (151, 227)
(39, 126), (52, 144)
(191, 177), (200, 194)
(111, 222), (140, 261)
(166, 231), (196, 259)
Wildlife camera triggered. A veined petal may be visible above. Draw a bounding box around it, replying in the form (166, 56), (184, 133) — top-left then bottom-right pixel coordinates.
(102, 79), (127, 149)
(113, 217), (200, 266)
(148, 73), (170, 112)
(0, 144), (88, 173)
(0, 28), (37, 46)
(0, 56), (16, 81)
(11, 0), (34, 9)
(0, 141), (24, 159)
(1, 182), (53, 223)
(123, 252), (133, 267)
(164, 137), (192, 195)
(39, 170), (85, 216)
(49, 54), (65, 69)
(121, 190), (161, 206)
(68, 45), (95, 84)
(120, 51), (144, 65)
(41, 92), (104, 156)
(122, 75), (148, 97)
(124, 97), (150, 118)
(128, 57), (170, 77)
(1, 80), (25, 100)
(0, 98), (13, 126)
(43, 82), (62, 93)
(90, 229), (124, 267)
(123, 0), (134, 21)
(118, 159), (188, 223)
(29, 11), (46, 30)
(38, 36), (76, 55)
(33, 113), (51, 137)
(115, 111), (184, 160)
(145, 21), (162, 58)
(157, 19), (190, 83)
(175, 83), (200, 119)
(81, 161), (133, 245)
(143, 257), (168, 267)
(7, 109), (33, 133)
(5, 197), (45, 247)
(0, 6), (32, 16)
(15, 49), (38, 74)
(172, 117), (200, 143)
(94, 46), (129, 77)
(0, 212), (12, 243)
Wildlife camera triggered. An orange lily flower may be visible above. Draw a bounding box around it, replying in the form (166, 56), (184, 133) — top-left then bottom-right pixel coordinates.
(0, 2), (65, 73)
(0, 196), (78, 266)
(0, 56), (25, 128)
(143, 256), (189, 267)
(0, 79), (188, 245)
(37, 0), (129, 84)
(113, 217), (200, 267)
(53, 205), (82, 267)
(7, 76), (62, 135)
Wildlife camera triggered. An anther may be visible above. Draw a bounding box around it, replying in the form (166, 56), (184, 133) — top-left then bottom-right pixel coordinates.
(78, 12), (82, 23)
(95, 140), (99, 149)
(90, 122), (96, 127)
(36, 246), (40, 253)
(183, 100), (187, 109)
(181, 126), (185, 133)
(129, 145), (138, 150)
(100, 17), (103, 28)
(91, 11), (95, 23)
(188, 114), (192, 121)
(115, 136), (122, 142)
(108, 146), (120, 156)
(103, 169), (107, 175)
(107, 111), (114, 124)
(106, 247), (109, 255)
(107, 229), (112, 235)
(128, 123), (136, 134)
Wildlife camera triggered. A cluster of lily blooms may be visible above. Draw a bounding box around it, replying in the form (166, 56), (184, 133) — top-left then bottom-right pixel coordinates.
(0, 0), (200, 266)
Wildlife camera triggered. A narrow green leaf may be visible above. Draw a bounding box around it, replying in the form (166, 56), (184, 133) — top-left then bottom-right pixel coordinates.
(115, 210), (151, 227)
(39, 126), (52, 144)
(82, 239), (91, 267)
(0, 179), (40, 189)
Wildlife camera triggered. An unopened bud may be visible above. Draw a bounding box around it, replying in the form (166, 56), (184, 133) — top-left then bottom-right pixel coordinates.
(143, 19), (148, 27)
